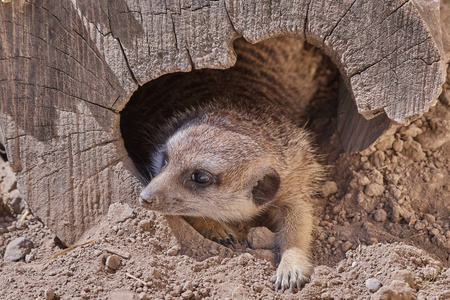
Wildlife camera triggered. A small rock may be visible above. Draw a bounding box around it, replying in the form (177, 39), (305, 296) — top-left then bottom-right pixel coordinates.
(423, 214), (436, 224)
(371, 150), (385, 168)
(400, 124), (423, 138)
(138, 219), (153, 232)
(342, 241), (353, 252)
(321, 181), (338, 198)
(365, 183), (385, 197)
(375, 135), (395, 151)
(358, 176), (371, 186)
(414, 221), (426, 231)
(372, 280), (413, 300)
(327, 236), (336, 244)
(390, 270), (415, 288)
(167, 246), (180, 256)
(416, 119), (450, 150)
(373, 209), (387, 222)
(403, 140), (426, 162)
(4, 237), (33, 261)
(8, 189), (25, 214)
(107, 202), (134, 224)
(172, 285), (182, 296)
(105, 255), (121, 270)
(366, 278), (382, 293)
(44, 289), (55, 300)
(370, 170), (384, 185)
(237, 253), (254, 265)
(247, 227), (276, 249)
(392, 139), (404, 152)
(369, 238), (378, 244)
(181, 290), (193, 299)
(138, 292), (148, 300)
(252, 283), (264, 292)
(390, 187), (402, 200)
(357, 192), (377, 213)
(430, 228), (440, 236)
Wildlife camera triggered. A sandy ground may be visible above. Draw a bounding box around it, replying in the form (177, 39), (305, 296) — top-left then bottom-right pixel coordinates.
(0, 44), (450, 299)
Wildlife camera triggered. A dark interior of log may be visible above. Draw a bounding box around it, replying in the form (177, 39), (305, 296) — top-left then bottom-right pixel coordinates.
(120, 37), (341, 183)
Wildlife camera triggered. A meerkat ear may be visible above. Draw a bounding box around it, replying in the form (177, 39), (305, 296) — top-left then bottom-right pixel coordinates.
(252, 168), (280, 206)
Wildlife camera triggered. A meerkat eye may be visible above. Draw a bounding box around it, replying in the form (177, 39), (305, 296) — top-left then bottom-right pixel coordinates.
(191, 170), (213, 186)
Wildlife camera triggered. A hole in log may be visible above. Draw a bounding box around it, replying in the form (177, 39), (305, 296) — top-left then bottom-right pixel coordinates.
(120, 37), (339, 183)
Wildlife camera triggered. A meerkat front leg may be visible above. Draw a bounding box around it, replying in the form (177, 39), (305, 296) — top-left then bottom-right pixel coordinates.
(274, 204), (313, 293)
(184, 217), (237, 247)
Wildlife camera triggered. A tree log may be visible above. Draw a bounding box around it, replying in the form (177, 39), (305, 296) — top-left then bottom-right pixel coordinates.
(0, 0), (447, 244)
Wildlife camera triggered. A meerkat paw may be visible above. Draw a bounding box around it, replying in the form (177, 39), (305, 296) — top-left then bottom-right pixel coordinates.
(275, 247), (312, 293)
(185, 217), (237, 248)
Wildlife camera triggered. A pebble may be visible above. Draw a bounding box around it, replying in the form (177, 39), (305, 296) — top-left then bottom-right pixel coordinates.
(167, 246), (180, 256)
(366, 278), (382, 293)
(8, 189), (24, 214)
(416, 120), (450, 150)
(390, 187), (402, 200)
(371, 150), (385, 168)
(247, 227), (276, 249)
(423, 214), (436, 224)
(138, 293), (148, 300)
(390, 270), (415, 288)
(181, 290), (193, 299)
(371, 280), (413, 300)
(403, 140), (426, 162)
(4, 237), (33, 261)
(327, 236), (336, 244)
(105, 255), (121, 270)
(392, 139), (404, 152)
(370, 170), (384, 185)
(252, 283), (264, 292)
(341, 241), (353, 252)
(107, 203), (135, 224)
(138, 219), (153, 232)
(375, 135), (395, 151)
(321, 181), (338, 198)
(430, 228), (440, 236)
(373, 209), (387, 222)
(45, 288), (55, 300)
(364, 183), (385, 197)
(358, 176), (370, 186)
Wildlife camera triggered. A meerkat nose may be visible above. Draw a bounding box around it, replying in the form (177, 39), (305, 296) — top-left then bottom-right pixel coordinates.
(139, 197), (153, 207)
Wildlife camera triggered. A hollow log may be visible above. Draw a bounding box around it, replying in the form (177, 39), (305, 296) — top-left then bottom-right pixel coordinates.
(0, 0), (447, 245)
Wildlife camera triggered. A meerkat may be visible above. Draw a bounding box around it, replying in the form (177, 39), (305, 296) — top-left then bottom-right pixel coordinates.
(138, 98), (323, 292)
(121, 37), (329, 292)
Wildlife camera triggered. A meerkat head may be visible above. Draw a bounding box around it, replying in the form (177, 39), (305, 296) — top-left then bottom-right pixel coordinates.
(139, 119), (281, 222)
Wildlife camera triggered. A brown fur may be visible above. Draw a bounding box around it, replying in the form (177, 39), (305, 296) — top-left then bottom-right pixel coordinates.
(139, 100), (323, 292)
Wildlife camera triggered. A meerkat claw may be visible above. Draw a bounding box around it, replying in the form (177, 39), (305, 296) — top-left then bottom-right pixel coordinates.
(275, 280), (281, 292)
(229, 234), (237, 244)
